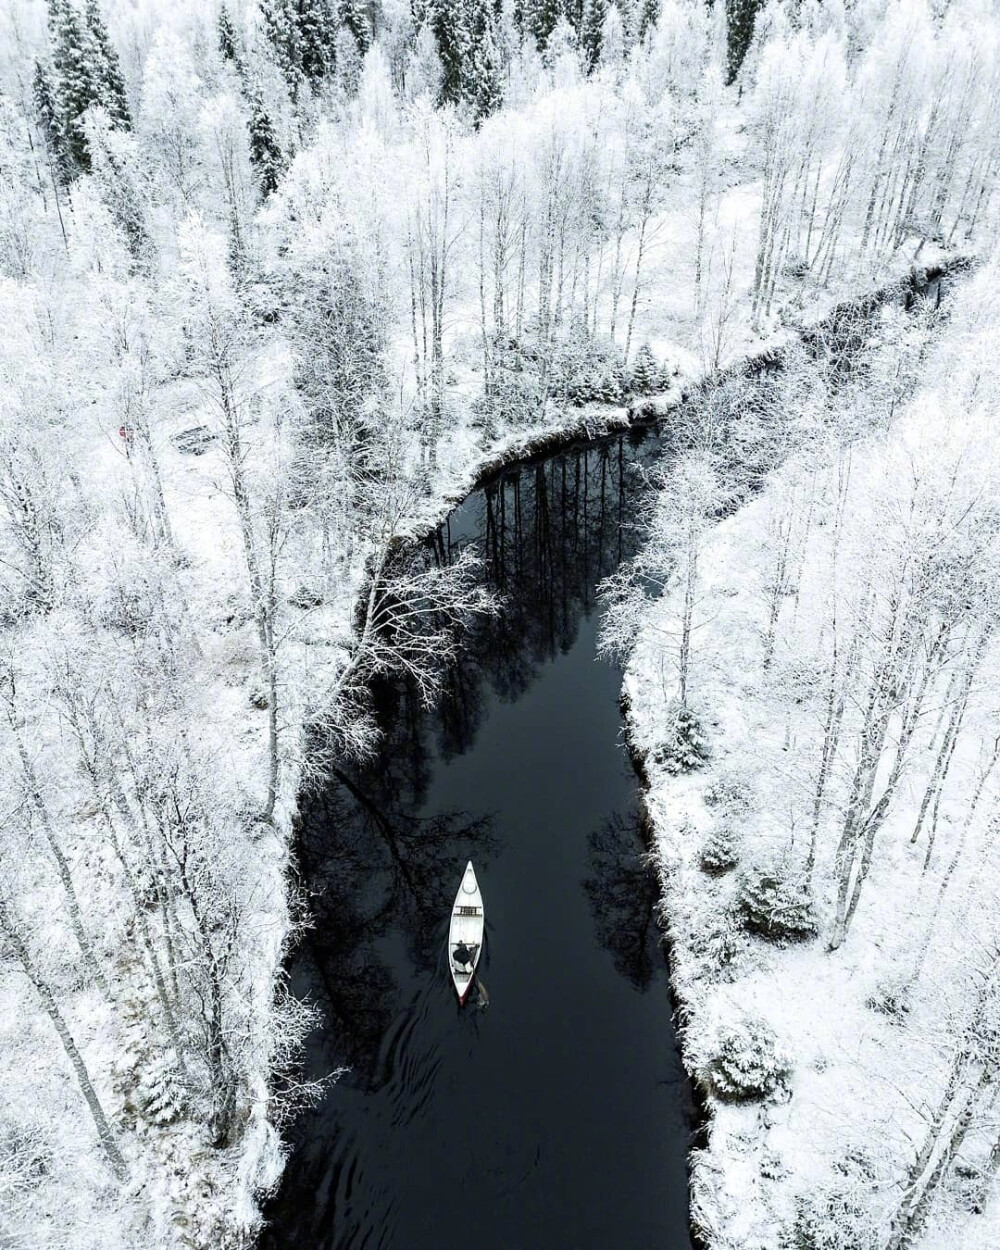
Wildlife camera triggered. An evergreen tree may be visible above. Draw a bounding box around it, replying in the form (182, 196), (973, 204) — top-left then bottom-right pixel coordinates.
(83, 0), (131, 130)
(636, 0), (658, 42)
(339, 0), (372, 52)
(261, 0), (299, 91)
(629, 342), (658, 393)
(248, 91), (284, 196)
(42, 0), (131, 173)
(261, 0), (338, 95)
(617, 0), (638, 48)
(581, 0), (605, 71)
(46, 0), (99, 168)
(33, 59), (71, 184)
(296, 0), (339, 79)
(525, 0), (563, 49)
(218, 6), (242, 67)
(564, 0), (584, 32)
(85, 109), (152, 268)
(725, 0), (761, 84)
(467, 6), (503, 122)
(431, 0), (471, 105)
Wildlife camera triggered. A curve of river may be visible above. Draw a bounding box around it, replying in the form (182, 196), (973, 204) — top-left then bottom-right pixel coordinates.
(261, 267), (950, 1250)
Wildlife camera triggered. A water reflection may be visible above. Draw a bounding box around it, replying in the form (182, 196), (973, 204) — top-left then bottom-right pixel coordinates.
(296, 772), (497, 1088)
(584, 809), (661, 993)
(296, 429), (656, 1053)
(265, 428), (670, 1249)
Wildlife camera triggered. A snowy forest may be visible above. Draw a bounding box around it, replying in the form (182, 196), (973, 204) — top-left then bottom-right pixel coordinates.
(1, 0), (999, 1244)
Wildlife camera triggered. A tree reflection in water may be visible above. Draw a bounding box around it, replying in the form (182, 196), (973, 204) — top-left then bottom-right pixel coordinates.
(265, 426), (667, 1249)
(583, 809), (661, 993)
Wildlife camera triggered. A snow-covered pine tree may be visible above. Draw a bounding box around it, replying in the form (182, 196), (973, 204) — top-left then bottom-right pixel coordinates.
(467, 5), (503, 122)
(525, 0), (563, 49)
(629, 341), (658, 393)
(32, 59), (72, 185)
(296, 0), (340, 80)
(85, 111), (152, 267)
(636, 0), (658, 42)
(248, 90), (284, 196)
(83, 0), (131, 130)
(45, 0), (99, 168)
(581, 0), (606, 71)
(262, 0), (338, 96)
(261, 0), (300, 93)
(43, 0), (131, 173)
(725, 0), (761, 84)
(339, 0), (372, 52)
(218, 5), (242, 69)
(432, 0), (471, 105)
(555, 0), (579, 30)
(617, 0), (640, 49)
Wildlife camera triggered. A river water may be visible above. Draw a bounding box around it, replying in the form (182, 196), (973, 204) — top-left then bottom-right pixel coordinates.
(261, 267), (949, 1250)
(261, 429), (696, 1249)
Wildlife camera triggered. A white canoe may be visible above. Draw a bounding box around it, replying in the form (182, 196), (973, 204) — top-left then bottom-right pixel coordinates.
(448, 861), (484, 1003)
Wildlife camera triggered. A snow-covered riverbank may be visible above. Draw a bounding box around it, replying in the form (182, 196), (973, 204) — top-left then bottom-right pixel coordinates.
(623, 257), (1000, 1249)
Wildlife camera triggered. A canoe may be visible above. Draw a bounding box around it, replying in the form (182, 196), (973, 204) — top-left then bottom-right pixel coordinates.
(448, 861), (484, 1003)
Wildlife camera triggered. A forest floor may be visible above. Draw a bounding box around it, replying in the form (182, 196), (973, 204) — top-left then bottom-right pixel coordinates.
(623, 259), (1000, 1250)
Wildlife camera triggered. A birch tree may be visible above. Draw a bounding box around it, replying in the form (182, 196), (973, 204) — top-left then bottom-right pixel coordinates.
(0, 890), (127, 1181)
(405, 105), (461, 465)
(175, 216), (285, 824)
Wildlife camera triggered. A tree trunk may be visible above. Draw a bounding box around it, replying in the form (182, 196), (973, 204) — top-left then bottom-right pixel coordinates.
(7, 719), (109, 995)
(0, 898), (127, 1180)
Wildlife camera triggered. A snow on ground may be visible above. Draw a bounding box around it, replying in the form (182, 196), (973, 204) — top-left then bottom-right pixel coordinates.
(623, 258), (1000, 1249)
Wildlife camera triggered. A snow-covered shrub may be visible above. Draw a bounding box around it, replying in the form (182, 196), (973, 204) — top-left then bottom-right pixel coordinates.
(651, 701), (711, 773)
(471, 364), (543, 432)
(134, 1053), (188, 1127)
(700, 821), (740, 873)
(699, 1010), (791, 1101)
(780, 1153), (883, 1250)
(703, 766), (756, 815)
(865, 973), (912, 1022)
(627, 343), (679, 395)
(0, 1115), (52, 1194)
(81, 523), (164, 634)
(686, 902), (749, 979)
(738, 866), (817, 942)
(551, 330), (626, 405)
(287, 584), (324, 609)
(629, 342), (660, 394)
(760, 1146), (788, 1180)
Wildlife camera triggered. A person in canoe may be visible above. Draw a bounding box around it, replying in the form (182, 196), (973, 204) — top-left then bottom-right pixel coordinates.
(453, 940), (478, 968)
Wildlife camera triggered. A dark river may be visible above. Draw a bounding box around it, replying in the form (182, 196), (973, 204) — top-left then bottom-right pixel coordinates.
(262, 429), (696, 1249)
(260, 266), (949, 1250)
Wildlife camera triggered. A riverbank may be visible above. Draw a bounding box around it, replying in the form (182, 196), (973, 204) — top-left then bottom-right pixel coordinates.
(622, 255), (1000, 1248)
